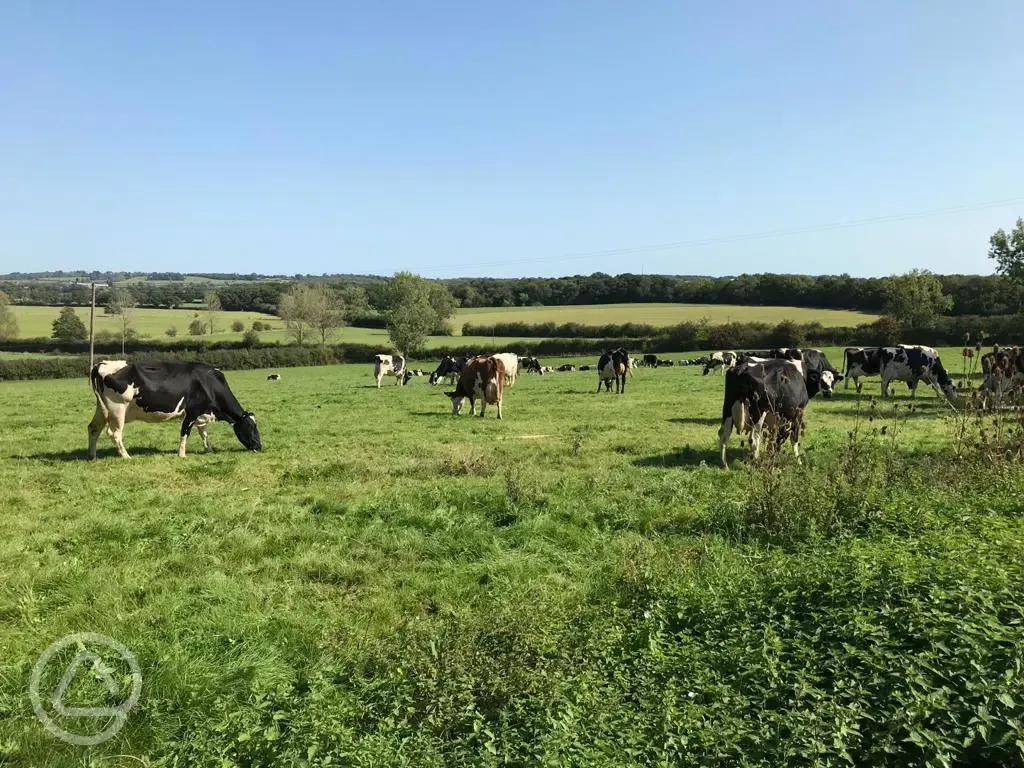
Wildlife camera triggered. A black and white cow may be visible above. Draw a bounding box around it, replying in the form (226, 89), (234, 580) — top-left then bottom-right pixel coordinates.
(879, 345), (956, 401)
(597, 348), (632, 394)
(374, 354), (409, 387)
(717, 357), (836, 469)
(429, 356), (467, 386)
(842, 347), (882, 392)
(267, 374), (281, 381)
(519, 356), (544, 375)
(703, 351), (738, 375)
(557, 364), (577, 372)
(642, 353), (659, 368)
(88, 360), (262, 459)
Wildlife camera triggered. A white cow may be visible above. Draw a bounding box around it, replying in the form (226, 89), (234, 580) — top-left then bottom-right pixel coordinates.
(490, 352), (519, 387)
(374, 354), (407, 387)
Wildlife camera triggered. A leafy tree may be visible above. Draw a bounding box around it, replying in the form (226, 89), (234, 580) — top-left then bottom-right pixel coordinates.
(51, 307), (88, 341)
(378, 272), (458, 355)
(988, 217), (1024, 309)
(231, 320), (245, 333)
(241, 329), (260, 347)
(204, 291), (222, 334)
(106, 288), (138, 353)
(278, 284), (318, 346)
(883, 269), (953, 328)
(251, 320), (264, 332)
(0, 290), (18, 341)
(188, 318), (206, 336)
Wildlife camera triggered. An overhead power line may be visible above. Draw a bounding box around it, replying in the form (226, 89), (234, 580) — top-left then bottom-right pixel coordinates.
(422, 196), (1024, 276)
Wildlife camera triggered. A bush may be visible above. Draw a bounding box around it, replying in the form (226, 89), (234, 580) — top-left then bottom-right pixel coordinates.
(231, 320), (245, 333)
(241, 329), (260, 347)
(188, 319), (205, 336)
(166, 327), (178, 338)
(251, 321), (264, 332)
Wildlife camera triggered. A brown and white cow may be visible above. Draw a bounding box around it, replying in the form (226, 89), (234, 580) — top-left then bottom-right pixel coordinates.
(445, 356), (505, 419)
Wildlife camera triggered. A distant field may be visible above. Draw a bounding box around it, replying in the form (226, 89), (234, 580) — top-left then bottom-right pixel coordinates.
(7, 302), (878, 349)
(456, 303), (879, 330)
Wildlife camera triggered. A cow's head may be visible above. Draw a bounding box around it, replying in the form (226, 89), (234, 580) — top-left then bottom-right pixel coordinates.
(444, 391), (465, 415)
(807, 370), (838, 399)
(233, 412), (262, 451)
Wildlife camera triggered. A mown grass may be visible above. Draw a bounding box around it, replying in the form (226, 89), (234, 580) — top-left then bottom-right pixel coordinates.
(0, 347), (1021, 765)
(457, 302), (879, 329)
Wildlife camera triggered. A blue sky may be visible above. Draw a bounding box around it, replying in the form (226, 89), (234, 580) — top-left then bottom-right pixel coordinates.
(1, 1), (1021, 279)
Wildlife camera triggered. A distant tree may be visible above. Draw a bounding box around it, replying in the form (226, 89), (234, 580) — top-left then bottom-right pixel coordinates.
(166, 327), (178, 338)
(767, 319), (807, 348)
(278, 284), (317, 346)
(188, 318), (206, 336)
(988, 217), (1024, 308)
(204, 291), (222, 334)
(106, 288), (138, 354)
(51, 307), (88, 341)
(231, 320), (245, 333)
(883, 270), (953, 328)
(241, 329), (260, 347)
(251, 320), (265, 332)
(0, 290), (18, 341)
(378, 272), (458, 356)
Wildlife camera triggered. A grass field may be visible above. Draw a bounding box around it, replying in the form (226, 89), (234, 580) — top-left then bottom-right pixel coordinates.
(457, 302), (879, 329)
(8, 302), (878, 349)
(1, 347), (1022, 765)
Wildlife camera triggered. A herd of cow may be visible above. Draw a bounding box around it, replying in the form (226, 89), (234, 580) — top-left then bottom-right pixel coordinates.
(84, 343), (1022, 468)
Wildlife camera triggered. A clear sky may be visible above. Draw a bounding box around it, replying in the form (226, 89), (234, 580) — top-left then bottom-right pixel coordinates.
(1, 1), (1021, 279)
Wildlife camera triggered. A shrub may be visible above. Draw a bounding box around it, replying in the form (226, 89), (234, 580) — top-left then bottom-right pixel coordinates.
(241, 329), (260, 348)
(188, 319), (206, 336)
(251, 321), (264, 332)
(231, 320), (245, 333)
(166, 327), (178, 338)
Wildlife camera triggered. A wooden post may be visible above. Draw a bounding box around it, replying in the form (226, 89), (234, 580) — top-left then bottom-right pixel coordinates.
(89, 282), (96, 371)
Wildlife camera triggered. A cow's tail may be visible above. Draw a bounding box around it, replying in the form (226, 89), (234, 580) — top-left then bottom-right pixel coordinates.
(841, 348), (855, 380)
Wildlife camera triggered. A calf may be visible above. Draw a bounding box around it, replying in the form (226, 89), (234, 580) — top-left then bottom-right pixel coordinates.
(445, 356), (505, 419)
(879, 345), (956, 401)
(557, 364), (577, 372)
(491, 352), (519, 386)
(597, 348), (632, 393)
(88, 360), (262, 459)
(374, 354), (408, 387)
(842, 347), (882, 392)
(717, 357), (836, 469)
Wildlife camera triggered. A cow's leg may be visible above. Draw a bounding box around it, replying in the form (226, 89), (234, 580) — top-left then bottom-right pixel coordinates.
(718, 416), (734, 469)
(375, 373), (383, 388)
(496, 396), (502, 419)
(880, 372), (892, 398)
(178, 418), (195, 458)
(87, 405), (105, 459)
(751, 413), (769, 461)
(596, 377), (603, 394)
(469, 396), (477, 416)
(106, 408), (130, 459)
(854, 377), (863, 394)
(909, 379), (919, 400)
(791, 415), (803, 465)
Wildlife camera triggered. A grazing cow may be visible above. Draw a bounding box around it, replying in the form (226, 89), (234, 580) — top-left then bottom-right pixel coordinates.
(267, 374), (281, 381)
(798, 349), (842, 381)
(842, 347), (882, 392)
(717, 357), (836, 469)
(557, 364), (577, 372)
(578, 365), (592, 372)
(88, 360), (262, 459)
(703, 351), (738, 375)
(597, 348), (632, 393)
(445, 355), (505, 419)
(979, 345), (1024, 408)
(541, 365), (556, 373)
(429, 356), (467, 385)
(642, 353), (658, 368)
(657, 359), (674, 367)
(878, 345), (956, 401)
(630, 358), (640, 369)
(374, 354), (408, 387)
(490, 352), (519, 386)
(519, 356), (544, 375)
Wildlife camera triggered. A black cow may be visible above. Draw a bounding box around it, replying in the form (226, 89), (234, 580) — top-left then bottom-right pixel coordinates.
(717, 357), (836, 469)
(842, 347), (882, 392)
(88, 360), (262, 459)
(429, 356), (467, 385)
(597, 348), (631, 393)
(642, 353), (658, 368)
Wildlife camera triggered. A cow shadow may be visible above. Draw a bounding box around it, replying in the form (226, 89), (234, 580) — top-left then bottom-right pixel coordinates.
(15, 446), (169, 462)
(634, 445), (723, 468)
(668, 417), (720, 426)
(409, 411), (454, 418)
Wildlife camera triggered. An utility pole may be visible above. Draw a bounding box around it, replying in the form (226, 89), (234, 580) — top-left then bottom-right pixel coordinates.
(89, 282), (96, 371)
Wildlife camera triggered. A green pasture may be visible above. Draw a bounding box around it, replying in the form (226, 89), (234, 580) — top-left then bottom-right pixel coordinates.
(0, 347), (1021, 765)
(457, 302), (879, 329)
